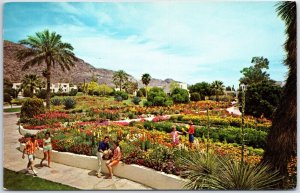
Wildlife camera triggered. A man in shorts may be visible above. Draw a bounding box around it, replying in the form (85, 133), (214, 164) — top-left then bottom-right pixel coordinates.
(22, 134), (39, 176)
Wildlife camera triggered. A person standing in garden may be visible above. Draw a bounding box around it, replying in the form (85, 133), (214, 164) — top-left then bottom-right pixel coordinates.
(105, 141), (122, 179)
(188, 121), (195, 149)
(40, 132), (52, 168)
(170, 125), (183, 146)
(96, 136), (110, 178)
(22, 134), (39, 176)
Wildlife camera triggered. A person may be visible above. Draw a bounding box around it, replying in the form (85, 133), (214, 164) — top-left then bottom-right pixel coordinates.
(105, 141), (122, 179)
(170, 125), (183, 146)
(40, 132), (52, 167)
(22, 134), (39, 176)
(188, 121), (195, 149)
(96, 136), (110, 178)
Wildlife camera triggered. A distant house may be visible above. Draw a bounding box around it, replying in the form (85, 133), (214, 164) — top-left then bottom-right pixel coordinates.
(12, 82), (78, 96)
(50, 83), (78, 93)
(275, 81), (286, 87)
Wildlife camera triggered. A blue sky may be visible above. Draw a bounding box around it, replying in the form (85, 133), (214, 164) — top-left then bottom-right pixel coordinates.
(3, 2), (288, 87)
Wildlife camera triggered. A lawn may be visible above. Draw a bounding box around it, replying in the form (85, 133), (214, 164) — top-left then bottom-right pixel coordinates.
(3, 107), (21, 113)
(3, 168), (78, 190)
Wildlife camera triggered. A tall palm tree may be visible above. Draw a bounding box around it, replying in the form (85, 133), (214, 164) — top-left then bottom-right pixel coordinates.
(112, 70), (129, 91)
(21, 74), (41, 96)
(16, 29), (77, 109)
(141, 73), (151, 98)
(211, 80), (224, 102)
(262, 1), (296, 184)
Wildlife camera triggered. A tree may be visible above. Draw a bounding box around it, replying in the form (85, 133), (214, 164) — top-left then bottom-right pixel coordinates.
(240, 57), (270, 85)
(113, 70), (129, 91)
(232, 85), (235, 91)
(225, 86), (232, 91)
(21, 74), (41, 97)
(87, 81), (99, 95)
(169, 81), (180, 93)
(124, 81), (138, 95)
(239, 81), (282, 119)
(171, 88), (190, 104)
(141, 73), (151, 98)
(16, 29), (77, 109)
(188, 82), (211, 99)
(146, 87), (172, 106)
(211, 81), (224, 102)
(98, 84), (114, 96)
(262, 2), (296, 185)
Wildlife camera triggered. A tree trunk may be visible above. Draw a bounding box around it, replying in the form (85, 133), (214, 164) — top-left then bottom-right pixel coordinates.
(46, 64), (51, 110)
(145, 85), (148, 99)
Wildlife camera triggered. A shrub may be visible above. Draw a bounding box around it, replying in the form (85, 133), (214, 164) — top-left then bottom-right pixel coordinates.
(146, 87), (171, 106)
(4, 93), (12, 106)
(164, 99), (174, 106)
(132, 96), (141, 105)
(136, 90), (144, 97)
(115, 96), (123, 102)
(171, 88), (190, 104)
(20, 97), (45, 119)
(114, 91), (128, 101)
(190, 92), (201, 101)
(69, 88), (78, 96)
(51, 98), (61, 106)
(36, 89), (47, 99)
(63, 98), (76, 109)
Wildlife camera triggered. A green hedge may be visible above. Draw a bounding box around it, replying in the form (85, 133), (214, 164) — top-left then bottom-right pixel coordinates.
(142, 121), (267, 148)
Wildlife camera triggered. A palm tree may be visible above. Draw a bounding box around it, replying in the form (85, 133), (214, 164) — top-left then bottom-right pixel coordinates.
(112, 70), (129, 91)
(16, 29), (77, 109)
(262, 1), (296, 185)
(141, 73), (151, 98)
(211, 80), (224, 101)
(21, 74), (41, 97)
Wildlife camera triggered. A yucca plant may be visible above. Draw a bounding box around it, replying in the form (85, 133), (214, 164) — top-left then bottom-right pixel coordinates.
(209, 156), (282, 190)
(177, 149), (220, 189)
(51, 98), (61, 106)
(63, 98), (76, 109)
(179, 151), (282, 190)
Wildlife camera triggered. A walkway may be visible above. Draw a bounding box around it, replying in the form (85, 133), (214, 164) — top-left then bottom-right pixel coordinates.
(3, 113), (151, 190)
(226, 106), (242, 116)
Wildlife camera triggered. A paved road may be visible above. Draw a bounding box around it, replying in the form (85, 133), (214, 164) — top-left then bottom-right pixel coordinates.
(3, 113), (151, 190)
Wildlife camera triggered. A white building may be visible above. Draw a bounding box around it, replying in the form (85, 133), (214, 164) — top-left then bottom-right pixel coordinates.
(12, 82), (78, 95)
(177, 82), (188, 90)
(50, 83), (78, 93)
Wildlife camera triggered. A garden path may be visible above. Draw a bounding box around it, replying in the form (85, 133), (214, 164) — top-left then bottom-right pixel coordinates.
(226, 106), (242, 116)
(3, 113), (151, 190)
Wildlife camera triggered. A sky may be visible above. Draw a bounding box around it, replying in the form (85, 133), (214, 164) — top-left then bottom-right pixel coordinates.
(3, 1), (288, 87)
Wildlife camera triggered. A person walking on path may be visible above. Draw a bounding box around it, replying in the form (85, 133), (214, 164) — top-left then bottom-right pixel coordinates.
(40, 132), (52, 168)
(105, 141), (122, 179)
(96, 136), (110, 178)
(170, 125), (183, 146)
(22, 134), (39, 176)
(188, 121), (195, 149)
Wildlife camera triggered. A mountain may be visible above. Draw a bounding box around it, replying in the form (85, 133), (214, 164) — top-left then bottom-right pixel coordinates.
(3, 40), (181, 91)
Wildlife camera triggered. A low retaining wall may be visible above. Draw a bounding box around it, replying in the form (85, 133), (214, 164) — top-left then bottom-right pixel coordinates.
(18, 125), (39, 136)
(19, 143), (187, 189)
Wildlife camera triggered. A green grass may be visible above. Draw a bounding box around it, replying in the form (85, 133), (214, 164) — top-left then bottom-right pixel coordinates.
(3, 107), (21, 113)
(3, 168), (78, 190)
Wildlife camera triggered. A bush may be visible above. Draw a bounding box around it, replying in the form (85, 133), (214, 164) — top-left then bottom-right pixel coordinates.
(51, 98), (61, 106)
(190, 92), (201, 101)
(114, 91), (128, 101)
(171, 88), (190, 104)
(164, 99), (174, 106)
(20, 97), (45, 119)
(63, 98), (76, 109)
(239, 81), (282, 119)
(132, 96), (141, 105)
(146, 87), (171, 106)
(36, 89), (47, 99)
(136, 90), (144, 97)
(69, 89), (78, 96)
(115, 96), (123, 102)
(4, 93), (12, 106)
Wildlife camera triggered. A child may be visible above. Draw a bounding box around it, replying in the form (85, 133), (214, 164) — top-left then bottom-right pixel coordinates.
(22, 134), (39, 176)
(40, 132), (52, 167)
(170, 125), (183, 146)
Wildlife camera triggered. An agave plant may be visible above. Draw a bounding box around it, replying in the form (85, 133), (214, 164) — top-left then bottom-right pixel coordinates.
(179, 150), (282, 190)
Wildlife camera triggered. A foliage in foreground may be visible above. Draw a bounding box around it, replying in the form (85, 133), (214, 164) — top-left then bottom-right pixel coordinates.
(178, 151), (282, 190)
